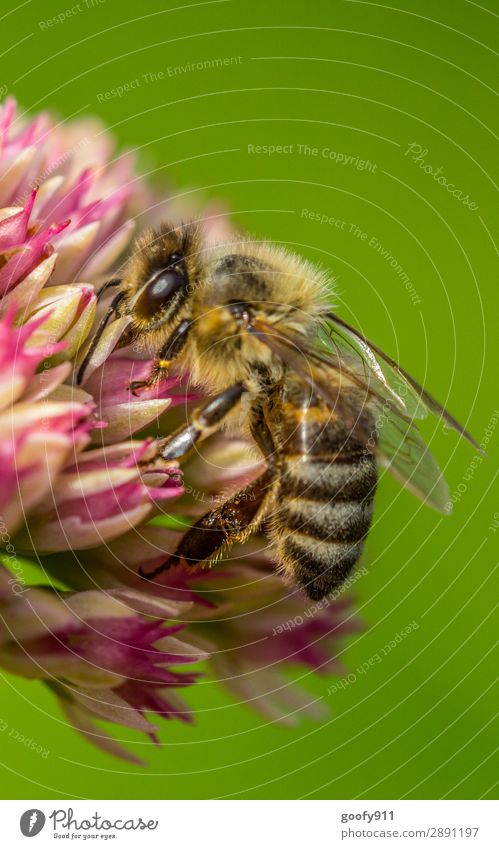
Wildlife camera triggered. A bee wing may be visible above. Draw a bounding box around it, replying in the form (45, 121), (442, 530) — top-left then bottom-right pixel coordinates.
(249, 318), (376, 443)
(375, 413), (451, 513)
(252, 317), (416, 427)
(325, 311), (481, 450)
(319, 322), (426, 419)
(303, 332), (452, 512)
(250, 314), (475, 514)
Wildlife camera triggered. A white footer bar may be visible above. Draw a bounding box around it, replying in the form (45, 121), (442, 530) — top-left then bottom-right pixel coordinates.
(3, 799), (496, 848)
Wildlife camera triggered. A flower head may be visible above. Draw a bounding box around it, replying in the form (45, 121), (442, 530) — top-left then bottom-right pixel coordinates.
(0, 97), (194, 550)
(52, 525), (361, 729)
(0, 565), (205, 764)
(83, 355), (198, 443)
(18, 440), (183, 551)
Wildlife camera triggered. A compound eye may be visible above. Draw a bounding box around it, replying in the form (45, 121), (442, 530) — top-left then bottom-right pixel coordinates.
(137, 263), (185, 319)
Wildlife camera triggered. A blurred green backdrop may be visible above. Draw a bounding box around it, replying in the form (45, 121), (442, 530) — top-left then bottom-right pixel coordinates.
(0, 0), (497, 800)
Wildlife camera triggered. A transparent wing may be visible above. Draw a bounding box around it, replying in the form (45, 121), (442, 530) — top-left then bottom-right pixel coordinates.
(324, 311), (481, 450)
(319, 321), (427, 419)
(249, 318), (375, 443)
(250, 313), (478, 514)
(375, 412), (451, 513)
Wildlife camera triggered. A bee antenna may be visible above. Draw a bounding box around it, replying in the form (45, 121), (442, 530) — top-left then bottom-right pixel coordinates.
(76, 289), (125, 385)
(96, 277), (122, 302)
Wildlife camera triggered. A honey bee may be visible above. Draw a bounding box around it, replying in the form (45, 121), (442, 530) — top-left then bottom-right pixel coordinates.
(77, 221), (479, 601)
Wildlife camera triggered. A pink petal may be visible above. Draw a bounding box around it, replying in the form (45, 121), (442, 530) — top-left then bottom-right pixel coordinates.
(0, 188), (36, 250)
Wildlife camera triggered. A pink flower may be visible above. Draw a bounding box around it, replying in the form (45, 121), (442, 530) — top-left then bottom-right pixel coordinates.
(199, 558), (361, 726)
(0, 565), (206, 765)
(0, 308), (95, 535)
(0, 98), (141, 288)
(17, 280), (97, 360)
(19, 441), (183, 551)
(53, 524), (361, 727)
(83, 356), (197, 443)
(0, 99), (190, 550)
(0, 190), (69, 300)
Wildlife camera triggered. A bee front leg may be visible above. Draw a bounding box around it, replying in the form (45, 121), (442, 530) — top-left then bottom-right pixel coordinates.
(129, 318), (192, 394)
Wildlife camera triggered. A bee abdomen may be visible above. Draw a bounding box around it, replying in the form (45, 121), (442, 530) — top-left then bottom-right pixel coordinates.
(280, 496), (374, 542)
(279, 534), (365, 601)
(280, 457), (377, 502)
(274, 450), (377, 601)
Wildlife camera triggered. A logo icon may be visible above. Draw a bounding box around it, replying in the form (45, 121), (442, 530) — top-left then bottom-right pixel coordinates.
(20, 810), (46, 837)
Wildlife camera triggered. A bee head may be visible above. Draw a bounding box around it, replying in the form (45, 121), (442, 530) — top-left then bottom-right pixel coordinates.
(127, 221), (202, 327)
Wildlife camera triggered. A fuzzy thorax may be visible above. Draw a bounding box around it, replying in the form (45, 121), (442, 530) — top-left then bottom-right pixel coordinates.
(184, 305), (279, 395)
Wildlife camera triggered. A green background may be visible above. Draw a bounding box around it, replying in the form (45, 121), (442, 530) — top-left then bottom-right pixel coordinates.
(0, 0), (497, 800)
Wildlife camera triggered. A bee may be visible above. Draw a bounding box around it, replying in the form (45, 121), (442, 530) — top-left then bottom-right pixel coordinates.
(77, 221), (480, 601)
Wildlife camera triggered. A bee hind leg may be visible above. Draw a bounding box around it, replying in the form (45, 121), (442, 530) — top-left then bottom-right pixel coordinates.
(139, 468), (275, 580)
(139, 400), (278, 581)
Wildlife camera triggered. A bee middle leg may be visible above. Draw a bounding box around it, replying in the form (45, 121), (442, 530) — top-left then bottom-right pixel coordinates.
(143, 381), (249, 466)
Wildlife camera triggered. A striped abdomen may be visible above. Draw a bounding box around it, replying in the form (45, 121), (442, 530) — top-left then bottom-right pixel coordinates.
(271, 387), (377, 601)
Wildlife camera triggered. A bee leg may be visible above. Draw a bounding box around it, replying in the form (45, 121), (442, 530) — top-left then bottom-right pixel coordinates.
(76, 290), (125, 385)
(147, 381), (248, 463)
(129, 318), (192, 394)
(140, 402), (278, 580)
(139, 468), (275, 579)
